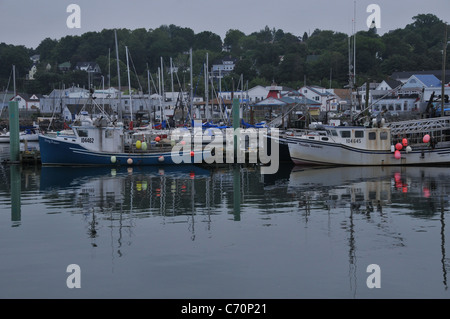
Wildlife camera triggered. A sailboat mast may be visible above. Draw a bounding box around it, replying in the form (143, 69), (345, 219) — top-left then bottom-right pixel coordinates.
(160, 57), (165, 123)
(442, 23), (448, 117)
(147, 66), (152, 123)
(170, 57), (174, 102)
(205, 52), (209, 121)
(108, 48), (111, 89)
(125, 46), (133, 124)
(353, 0), (356, 88)
(114, 30), (122, 119)
(190, 48), (193, 122)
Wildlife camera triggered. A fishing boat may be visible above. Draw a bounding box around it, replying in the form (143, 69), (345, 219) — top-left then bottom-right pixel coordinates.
(0, 125), (40, 143)
(38, 114), (209, 166)
(38, 92), (209, 166)
(286, 115), (450, 166)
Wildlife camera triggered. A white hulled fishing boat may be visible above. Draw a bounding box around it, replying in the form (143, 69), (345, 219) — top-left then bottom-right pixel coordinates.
(286, 115), (450, 166)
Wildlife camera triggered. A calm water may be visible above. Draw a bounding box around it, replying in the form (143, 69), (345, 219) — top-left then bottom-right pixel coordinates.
(1, 142), (450, 299)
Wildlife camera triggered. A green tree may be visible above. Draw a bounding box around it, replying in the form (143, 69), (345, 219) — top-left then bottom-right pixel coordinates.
(224, 29), (246, 55)
(193, 31), (222, 52)
(36, 38), (58, 62)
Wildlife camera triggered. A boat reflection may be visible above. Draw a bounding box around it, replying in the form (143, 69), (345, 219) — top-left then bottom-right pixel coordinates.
(286, 164), (450, 293)
(287, 165), (450, 212)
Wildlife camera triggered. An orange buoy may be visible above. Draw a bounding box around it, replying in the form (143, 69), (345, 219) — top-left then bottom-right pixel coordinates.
(155, 136), (161, 142)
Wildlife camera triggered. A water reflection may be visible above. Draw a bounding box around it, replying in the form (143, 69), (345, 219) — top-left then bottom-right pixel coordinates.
(2, 161), (450, 296)
(284, 165), (450, 293)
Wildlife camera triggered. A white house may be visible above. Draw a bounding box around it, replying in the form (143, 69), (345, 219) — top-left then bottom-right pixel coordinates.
(400, 74), (441, 95)
(75, 62), (101, 73)
(299, 86), (338, 112)
(211, 57), (237, 79)
(27, 64), (38, 80)
(368, 75), (442, 115)
(10, 93), (42, 110)
(30, 54), (40, 64)
(375, 79), (403, 92)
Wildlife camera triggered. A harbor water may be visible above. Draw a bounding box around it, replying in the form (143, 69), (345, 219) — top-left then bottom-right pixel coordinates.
(0, 142), (450, 299)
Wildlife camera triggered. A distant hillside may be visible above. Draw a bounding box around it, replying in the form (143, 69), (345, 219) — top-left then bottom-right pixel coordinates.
(0, 14), (448, 96)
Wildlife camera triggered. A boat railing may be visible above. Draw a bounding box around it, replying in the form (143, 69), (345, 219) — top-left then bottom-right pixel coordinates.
(388, 116), (450, 147)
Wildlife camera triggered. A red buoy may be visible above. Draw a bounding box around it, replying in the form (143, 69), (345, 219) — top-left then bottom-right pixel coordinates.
(402, 138), (408, 146)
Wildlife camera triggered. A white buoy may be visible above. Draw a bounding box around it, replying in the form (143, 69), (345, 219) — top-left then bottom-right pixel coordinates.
(158, 156), (164, 162)
(390, 145), (395, 153)
(406, 146), (412, 153)
(127, 158), (133, 165)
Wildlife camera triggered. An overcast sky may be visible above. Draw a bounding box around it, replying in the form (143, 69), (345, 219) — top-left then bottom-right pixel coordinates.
(0, 0), (448, 49)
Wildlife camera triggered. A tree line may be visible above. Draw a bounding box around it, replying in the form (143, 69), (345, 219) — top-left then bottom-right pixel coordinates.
(0, 13), (448, 97)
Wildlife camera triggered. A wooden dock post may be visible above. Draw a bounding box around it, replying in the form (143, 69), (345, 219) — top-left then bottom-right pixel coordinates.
(9, 101), (20, 164)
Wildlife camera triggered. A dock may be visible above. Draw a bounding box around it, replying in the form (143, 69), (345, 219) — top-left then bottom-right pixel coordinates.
(19, 149), (41, 165)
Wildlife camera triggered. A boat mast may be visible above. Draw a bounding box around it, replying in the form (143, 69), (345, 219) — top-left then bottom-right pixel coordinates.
(114, 30), (122, 120)
(147, 65), (152, 126)
(125, 46), (133, 126)
(205, 52), (209, 122)
(441, 23), (448, 117)
(190, 48), (193, 123)
(170, 57), (174, 104)
(348, 2), (356, 123)
(161, 57), (165, 123)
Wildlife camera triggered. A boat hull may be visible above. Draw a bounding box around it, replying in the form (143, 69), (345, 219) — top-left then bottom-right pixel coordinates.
(266, 135), (292, 162)
(38, 134), (205, 166)
(287, 137), (450, 166)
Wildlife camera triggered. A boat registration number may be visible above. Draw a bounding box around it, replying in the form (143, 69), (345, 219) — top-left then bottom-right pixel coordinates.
(81, 137), (94, 143)
(346, 138), (362, 144)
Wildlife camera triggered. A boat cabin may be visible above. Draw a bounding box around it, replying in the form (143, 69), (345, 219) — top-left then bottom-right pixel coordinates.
(71, 116), (125, 153)
(300, 126), (392, 151)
